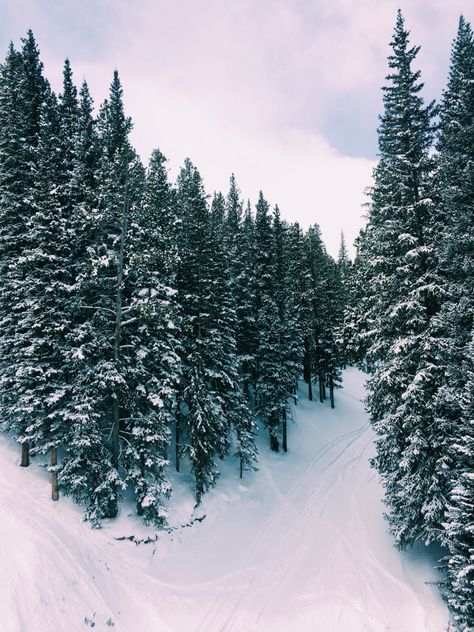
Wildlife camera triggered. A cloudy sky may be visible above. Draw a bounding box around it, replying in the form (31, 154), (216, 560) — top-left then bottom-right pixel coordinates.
(1, 0), (472, 255)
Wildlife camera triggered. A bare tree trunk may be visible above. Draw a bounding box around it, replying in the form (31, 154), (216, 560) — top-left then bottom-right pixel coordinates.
(319, 372), (324, 403)
(20, 442), (30, 467)
(239, 457), (243, 479)
(329, 374), (335, 409)
(282, 408), (288, 453)
(51, 448), (59, 501)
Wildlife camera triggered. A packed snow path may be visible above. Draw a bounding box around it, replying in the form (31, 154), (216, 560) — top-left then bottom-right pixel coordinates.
(0, 368), (449, 631)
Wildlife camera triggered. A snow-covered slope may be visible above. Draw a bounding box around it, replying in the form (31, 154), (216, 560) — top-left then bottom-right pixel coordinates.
(0, 368), (449, 632)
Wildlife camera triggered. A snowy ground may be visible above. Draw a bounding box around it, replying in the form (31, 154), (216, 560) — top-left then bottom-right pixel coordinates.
(0, 368), (450, 632)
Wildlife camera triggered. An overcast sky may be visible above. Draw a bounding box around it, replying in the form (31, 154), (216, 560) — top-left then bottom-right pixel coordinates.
(1, 0), (473, 256)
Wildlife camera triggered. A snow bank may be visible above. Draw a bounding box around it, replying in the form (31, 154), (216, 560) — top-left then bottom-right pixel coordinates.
(0, 368), (449, 631)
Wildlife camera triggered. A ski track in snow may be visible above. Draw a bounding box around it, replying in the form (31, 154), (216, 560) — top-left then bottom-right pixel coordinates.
(0, 368), (449, 632)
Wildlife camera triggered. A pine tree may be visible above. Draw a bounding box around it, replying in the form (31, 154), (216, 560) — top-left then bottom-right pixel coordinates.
(304, 224), (339, 403)
(0, 33), (49, 467)
(209, 194), (257, 476)
(58, 78), (114, 520)
(123, 148), (181, 525)
(337, 232), (352, 368)
(342, 228), (377, 368)
(359, 11), (443, 546)
(431, 17), (474, 627)
(0, 42), (31, 460)
(272, 208), (304, 446)
(175, 159), (231, 501)
(443, 335), (474, 629)
(233, 198), (258, 398)
(62, 70), (143, 521)
(19, 85), (72, 471)
(254, 192), (283, 451)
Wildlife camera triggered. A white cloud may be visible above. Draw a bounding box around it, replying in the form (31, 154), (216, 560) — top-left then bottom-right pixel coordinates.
(2, 0), (473, 256)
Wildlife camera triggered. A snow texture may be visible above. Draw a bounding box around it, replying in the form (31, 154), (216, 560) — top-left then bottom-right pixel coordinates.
(0, 368), (449, 631)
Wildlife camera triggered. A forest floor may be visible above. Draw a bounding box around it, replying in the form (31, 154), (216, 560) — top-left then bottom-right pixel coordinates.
(0, 368), (450, 632)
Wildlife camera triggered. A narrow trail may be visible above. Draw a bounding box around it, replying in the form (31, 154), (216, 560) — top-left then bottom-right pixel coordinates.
(0, 368), (449, 632)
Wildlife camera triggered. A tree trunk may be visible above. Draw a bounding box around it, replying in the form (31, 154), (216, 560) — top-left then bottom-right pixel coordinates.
(175, 419), (180, 472)
(282, 408), (288, 453)
(243, 378), (249, 400)
(293, 382), (297, 405)
(51, 448), (59, 501)
(136, 453), (145, 516)
(305, 339), (313, 401)
(329, 374), (335, 409)
(20, 442), (30, 467)
(269, 423), (279, 452)
(239, 457), (243, 479)
(319, 373), (324, 402)
(303, 337), (311, 383)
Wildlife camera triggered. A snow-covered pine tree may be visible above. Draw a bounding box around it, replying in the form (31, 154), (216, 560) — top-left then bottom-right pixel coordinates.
(231, 197), (258, 399)
(254, 192), (283, 451)
(65, 70), (144, 521)
(285, 221), (307, 400)
(123, 148), (181, 525)
(342, 228), (376, 368)
(337, 232), (351, 325)
(443, 334), (474, 629)
(19, 82), (74, 491)
(272, 208), (304, 447)
(0, 33), (48, 467)
(360, 11), (443, 546)
(0, 42), (31, 463)
(304, 224), (339, 403)
(210, 190), (226, 238)
(175, 159), (232, 502)
(337, 231), (352, 368)
(431, 16), (474, 627)
(209, 192), (257, 477)
(58, 78), (116, 521)
(337, 231), (351, 276)
(58, 59), (79, 186)
(322, 256), (344, 408)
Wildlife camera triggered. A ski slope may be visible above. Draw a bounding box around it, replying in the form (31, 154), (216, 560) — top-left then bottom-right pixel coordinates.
(0, 368), (450, 631)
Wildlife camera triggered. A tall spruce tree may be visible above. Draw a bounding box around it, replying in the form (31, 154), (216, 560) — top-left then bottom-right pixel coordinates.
(233, 198), (258, 398)
(175, 160), (231, 501)
(63, 70), (143, 521)
(359, 11), (443, 546)
(0, 33), (49, 467)
(254, 192), (282, 451)
(431, 16), (474, 626)
(58, 78), (114, 520)
(0, 43), (31, 460)
(122, 148), (181, 525)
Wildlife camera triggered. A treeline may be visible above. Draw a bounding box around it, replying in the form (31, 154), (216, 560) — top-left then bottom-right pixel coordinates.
(0, 33), (347, 527)
(346, 12), (473, 629)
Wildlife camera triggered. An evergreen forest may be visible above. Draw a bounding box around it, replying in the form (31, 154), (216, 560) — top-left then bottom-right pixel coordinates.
(0, 10), (472, 629)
